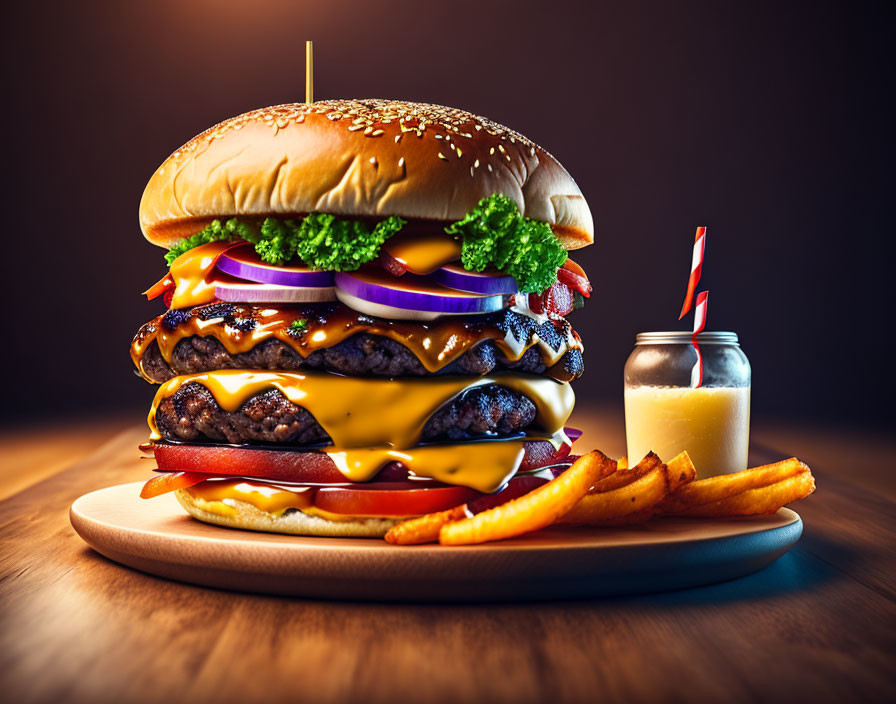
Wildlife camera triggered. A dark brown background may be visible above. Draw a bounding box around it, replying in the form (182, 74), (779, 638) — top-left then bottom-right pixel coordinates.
(2, 0), (892, 428)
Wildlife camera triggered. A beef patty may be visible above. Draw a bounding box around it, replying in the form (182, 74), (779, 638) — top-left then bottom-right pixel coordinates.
(154, 382), (537, 446)
(134, 303), (584, 382)
(141, 334), (582, 383)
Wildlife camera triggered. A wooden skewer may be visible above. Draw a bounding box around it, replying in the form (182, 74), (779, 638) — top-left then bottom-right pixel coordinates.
(305, 41), (313, 104)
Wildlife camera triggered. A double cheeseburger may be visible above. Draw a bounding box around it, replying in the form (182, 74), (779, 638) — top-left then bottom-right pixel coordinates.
(133, 99), (593, 537)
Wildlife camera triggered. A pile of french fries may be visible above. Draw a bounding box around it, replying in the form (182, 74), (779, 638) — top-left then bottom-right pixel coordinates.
(385, 451), (815, 546)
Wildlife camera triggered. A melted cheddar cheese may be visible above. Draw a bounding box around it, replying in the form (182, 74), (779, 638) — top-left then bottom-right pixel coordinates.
(149, 370), (573, 492)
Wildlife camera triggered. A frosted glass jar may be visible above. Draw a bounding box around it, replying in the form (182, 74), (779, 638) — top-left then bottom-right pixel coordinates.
(624, 332), (751, 478)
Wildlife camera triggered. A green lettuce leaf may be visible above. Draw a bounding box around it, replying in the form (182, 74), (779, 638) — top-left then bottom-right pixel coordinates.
(294, 214), (405, 271)
(444, 194), (567, 293)
(164, 218), (259, 266)
(164, 214), (404, 269)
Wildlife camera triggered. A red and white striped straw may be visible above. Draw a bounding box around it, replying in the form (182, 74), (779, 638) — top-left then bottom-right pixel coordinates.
(679, 226), (707, 319)
(690, 345), (704, 388)
(692, 290), (708, 334)
(689, 290), (709, 387)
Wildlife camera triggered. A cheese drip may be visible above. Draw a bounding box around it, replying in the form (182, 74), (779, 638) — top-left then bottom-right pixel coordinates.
(168, 241), (236, 309)
(182, 481), (385, 521)
(187, 480), (314, 515)
(148, 370), (574, 492)
(381, 231), (462, 274)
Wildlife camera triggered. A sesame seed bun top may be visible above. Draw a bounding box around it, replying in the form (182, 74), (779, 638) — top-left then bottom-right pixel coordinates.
(139, 99), (594, 250)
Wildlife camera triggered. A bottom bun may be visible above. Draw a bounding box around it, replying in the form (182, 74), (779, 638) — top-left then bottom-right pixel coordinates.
(175, 489), (401, 538)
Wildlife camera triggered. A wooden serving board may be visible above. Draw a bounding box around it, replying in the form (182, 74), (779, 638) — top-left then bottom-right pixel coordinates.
(70, 482), (802, 601)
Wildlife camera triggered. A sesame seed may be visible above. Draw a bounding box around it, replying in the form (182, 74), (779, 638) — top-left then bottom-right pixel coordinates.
(162, 100), (538, 168)
(474, 159), (480, 168)
(490, 147), (495, 155)
(398, 157), (405, 168)
(438, 152), (448, 160)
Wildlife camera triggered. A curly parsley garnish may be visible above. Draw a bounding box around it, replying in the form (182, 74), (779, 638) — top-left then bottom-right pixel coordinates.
(288, 319), (308, 335)
(164, 218), (258, 266)
(164, 215), (405, 269)
(294, 214), (405, 270)
(444, 194), (567, 293)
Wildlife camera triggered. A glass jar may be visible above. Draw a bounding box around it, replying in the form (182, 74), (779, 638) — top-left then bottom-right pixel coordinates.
(623, 332), (751, 478)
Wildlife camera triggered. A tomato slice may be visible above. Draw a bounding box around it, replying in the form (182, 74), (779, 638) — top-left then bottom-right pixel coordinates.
(545, 282), (575, 317)
(558, 258), (592, 297)
(315, 470), (568, 519)
(140, 471), (208, 499)
(314, 485), (481, 517)
(529, 282), (575, 318)
(153, 444), (349, 484)
(151, 440), (570, 484)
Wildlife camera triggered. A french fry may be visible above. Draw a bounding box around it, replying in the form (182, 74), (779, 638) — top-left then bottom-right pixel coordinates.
(666, 469), (815, 517)
(590, 464), (650, 493)
(665, 451), (697, 492)
(385, 505), (468, 545)
(658, 457), (809, 514)
(382, 452), (816, 548)
(595, 452), (690, 494)
(559, 453), (669, 525)
(438, 450), (616, 545)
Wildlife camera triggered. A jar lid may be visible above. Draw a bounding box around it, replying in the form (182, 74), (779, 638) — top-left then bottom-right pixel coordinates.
(635, 331), (739, 345)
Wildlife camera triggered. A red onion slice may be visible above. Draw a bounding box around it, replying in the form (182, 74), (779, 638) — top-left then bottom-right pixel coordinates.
(217, 244), (334, 287)
(334, 268), (506, 317)
(215, 279), (336, 303)
(432, 264), (518, 295)
(564, 427), (583, 443)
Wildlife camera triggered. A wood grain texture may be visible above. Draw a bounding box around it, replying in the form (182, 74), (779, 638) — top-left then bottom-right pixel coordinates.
(0, 416), (133, 500)
(1, 406), (894, 704)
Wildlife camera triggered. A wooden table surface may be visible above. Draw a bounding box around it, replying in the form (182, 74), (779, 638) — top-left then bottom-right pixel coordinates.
(1, 406), (894, 704)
